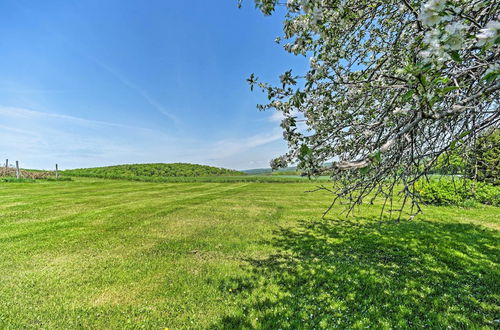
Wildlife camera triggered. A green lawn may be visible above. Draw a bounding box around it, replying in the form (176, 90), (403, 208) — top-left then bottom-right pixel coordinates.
(0, 178), (498, 328)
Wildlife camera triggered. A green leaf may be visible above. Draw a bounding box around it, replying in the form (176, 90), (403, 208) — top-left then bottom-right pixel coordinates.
(441, 86), (460, 94)
(483, 72), (499, 84)
(360, 166), (370, 175)
(298, 144), (312, 161)
(449, 51), (462, 63)
(419, 74), (428, 87)
(457, 130), (471, 139)
(450, 130), (471, 149)
(433, 77), (450, 85)
(421, 62), (432, 72)
(402, 90), (414, 101)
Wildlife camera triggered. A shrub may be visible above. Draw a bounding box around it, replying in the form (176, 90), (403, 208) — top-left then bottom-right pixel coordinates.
(415, 178), (499, 207)
(474, 182), (500, 206)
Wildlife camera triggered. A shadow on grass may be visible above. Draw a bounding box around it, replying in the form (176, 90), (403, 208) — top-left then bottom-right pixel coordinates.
(214, 218), (499, 328)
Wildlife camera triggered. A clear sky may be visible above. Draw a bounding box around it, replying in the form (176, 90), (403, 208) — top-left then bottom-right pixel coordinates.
(0, 0), (306, 170)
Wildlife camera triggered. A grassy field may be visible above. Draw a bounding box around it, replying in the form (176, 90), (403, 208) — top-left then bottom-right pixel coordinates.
(0, 178), (498, 328)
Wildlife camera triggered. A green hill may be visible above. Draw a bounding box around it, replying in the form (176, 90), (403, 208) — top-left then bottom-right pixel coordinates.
(63, 163), (245, 179)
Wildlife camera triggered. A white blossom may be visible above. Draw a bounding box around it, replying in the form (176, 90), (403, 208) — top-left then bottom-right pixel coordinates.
(419, 0), (447, 26)
(476, 20), (500, 46)
(445, 22), (466, 35)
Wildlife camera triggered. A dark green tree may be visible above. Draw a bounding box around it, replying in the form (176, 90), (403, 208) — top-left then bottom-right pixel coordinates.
(470, 128), (499, 185)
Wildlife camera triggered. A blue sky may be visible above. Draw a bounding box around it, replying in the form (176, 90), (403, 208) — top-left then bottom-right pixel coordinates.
(0, 0), (306, 170)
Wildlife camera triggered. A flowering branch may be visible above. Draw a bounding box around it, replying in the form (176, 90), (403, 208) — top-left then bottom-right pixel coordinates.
(249, 0), (500, 219)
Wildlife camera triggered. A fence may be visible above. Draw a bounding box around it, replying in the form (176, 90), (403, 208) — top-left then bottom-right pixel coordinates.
(1, 159), (59, 179)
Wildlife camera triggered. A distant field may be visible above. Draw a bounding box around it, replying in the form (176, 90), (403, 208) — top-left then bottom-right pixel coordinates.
(0, 178), (498, 328)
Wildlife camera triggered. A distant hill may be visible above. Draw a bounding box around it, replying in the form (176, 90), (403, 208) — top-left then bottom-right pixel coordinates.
(242, 166), (298, 175)
(243, 163), (333, 175)
(63, 163), (245, 179)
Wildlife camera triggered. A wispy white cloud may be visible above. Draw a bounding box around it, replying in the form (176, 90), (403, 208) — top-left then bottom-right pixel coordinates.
(90, 59), (179, 124)
(201, 129), (286, 170)
(269, 111), (284, 123)
(0, 106), (122, 128)
(0, 106), (182, 169)
(0, 106), (286, 170)
(208, 128), (283, 160)
(0, 106), (174, 136)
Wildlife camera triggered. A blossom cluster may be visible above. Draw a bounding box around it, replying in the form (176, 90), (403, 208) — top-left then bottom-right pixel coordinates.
(419, 0), (499, 64)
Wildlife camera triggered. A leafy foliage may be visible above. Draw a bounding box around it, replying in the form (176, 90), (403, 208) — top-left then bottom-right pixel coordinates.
(415, 178), (500, 206)
(432, 149), (467, 175)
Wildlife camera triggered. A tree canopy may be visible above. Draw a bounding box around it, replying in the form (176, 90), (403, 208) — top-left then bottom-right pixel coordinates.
(247, 0), (499, 218)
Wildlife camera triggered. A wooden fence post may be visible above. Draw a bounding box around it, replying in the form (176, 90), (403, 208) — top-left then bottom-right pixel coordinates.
(56, 164), (59, 179)
(15, 161), (20, 179)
